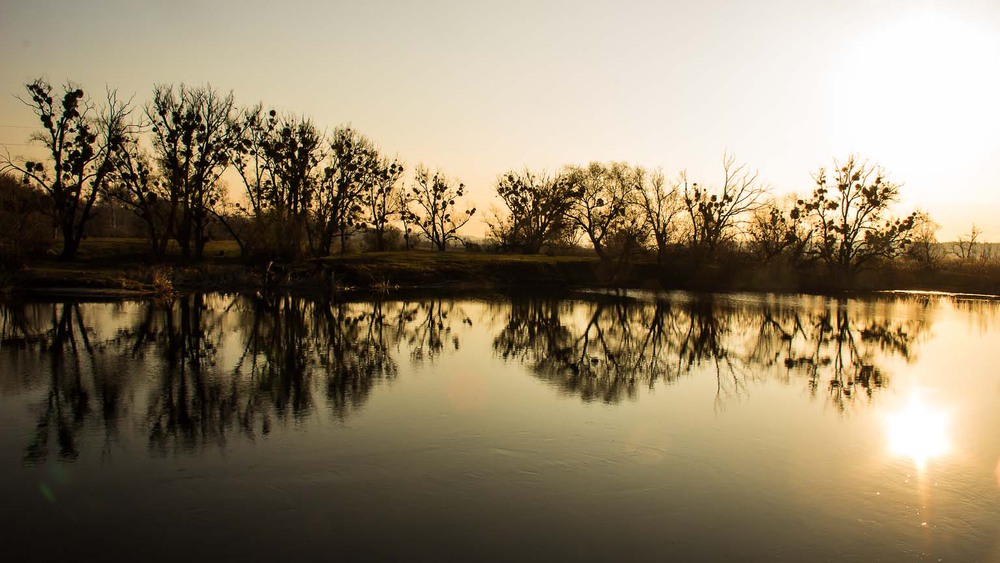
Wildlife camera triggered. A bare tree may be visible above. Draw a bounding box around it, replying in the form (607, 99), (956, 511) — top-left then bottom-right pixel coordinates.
(359, 155), (404, 251)
(231, 104), (272, 221)
(106, 130), (174, 258)
(564, 162), (635, 259)
(405, 166), (476, 251)
(682, 152), (768, 260)
(396, 189), (417, 250)
(248, 111), (324, 259)
(748, 195), (808, 263)
(797, 155), (917, 274)
(637, 168), (684, 264)
(488, 168), (578, 253)
(310, 126), (375, 256)
(2, 79), (131, 260)
(905, 211), (940, 270)
(950, 224), (981, 262)
(147, 84), (237, 261)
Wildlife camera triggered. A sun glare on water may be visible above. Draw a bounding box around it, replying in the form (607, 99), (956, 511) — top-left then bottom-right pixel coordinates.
(885, 393), (950, 471)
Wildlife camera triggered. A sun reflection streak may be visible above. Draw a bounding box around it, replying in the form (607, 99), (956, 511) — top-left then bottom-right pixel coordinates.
(886, 393), (950, 471)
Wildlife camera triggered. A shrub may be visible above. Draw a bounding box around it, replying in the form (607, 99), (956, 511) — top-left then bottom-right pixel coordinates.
(0, 173), (53, 268)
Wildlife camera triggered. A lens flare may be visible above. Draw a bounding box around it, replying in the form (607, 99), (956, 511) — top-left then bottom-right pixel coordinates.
(886, 394), (950, 471)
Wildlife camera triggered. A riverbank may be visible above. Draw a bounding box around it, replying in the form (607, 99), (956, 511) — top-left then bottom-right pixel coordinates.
(0, 251), (610, 298)
(4, 239), (1000, 299)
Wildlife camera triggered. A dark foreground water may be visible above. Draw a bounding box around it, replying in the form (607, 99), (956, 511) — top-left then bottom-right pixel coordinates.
(1, 291), (999, 561)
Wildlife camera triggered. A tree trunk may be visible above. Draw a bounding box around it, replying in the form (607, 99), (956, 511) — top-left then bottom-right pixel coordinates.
(58, 223), (80, 261)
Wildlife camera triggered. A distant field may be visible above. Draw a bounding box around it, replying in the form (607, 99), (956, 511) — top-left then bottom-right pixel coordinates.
(69, 237), (242, 262)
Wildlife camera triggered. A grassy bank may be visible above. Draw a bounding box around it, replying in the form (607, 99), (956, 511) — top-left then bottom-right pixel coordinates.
(5, 237), (1000, 298)
(1, 239), (607, 297)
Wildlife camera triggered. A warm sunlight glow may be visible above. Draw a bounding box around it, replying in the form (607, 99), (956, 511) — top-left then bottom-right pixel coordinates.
(886, 393), (950, 470)
(832, 8), (1000, 206)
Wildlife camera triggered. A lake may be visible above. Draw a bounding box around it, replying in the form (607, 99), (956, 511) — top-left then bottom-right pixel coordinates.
(1, 291), (999, 561)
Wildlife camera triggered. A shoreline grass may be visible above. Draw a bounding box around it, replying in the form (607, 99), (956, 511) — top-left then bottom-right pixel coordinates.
(5, 237), (1000, 299)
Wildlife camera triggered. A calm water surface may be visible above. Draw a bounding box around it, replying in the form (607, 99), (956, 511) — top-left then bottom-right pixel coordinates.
(2, 291), (1000, 561)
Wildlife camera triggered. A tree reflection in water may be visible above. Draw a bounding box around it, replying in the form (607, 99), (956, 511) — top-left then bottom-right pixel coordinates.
(0, 295), (470, 461)
(0, 292), (934, 461)
(0, 302), (132, 463)
(492, 293), (932, 410)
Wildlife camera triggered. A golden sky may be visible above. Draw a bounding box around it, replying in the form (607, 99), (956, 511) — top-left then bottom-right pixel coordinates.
(1, 0), (998, 240)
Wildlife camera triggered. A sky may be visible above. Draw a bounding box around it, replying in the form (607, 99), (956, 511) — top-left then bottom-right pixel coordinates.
(1, 0), (999, 240)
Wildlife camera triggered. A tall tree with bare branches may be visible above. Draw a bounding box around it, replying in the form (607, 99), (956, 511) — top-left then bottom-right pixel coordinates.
(797, 155), (917, 274)
(359, 155), (404, 251)
(682, 152), (768, 260)
(563, 162), (636, 259)
(231, 109), (324, 259)
(310, 126), (375, 256)
(147, 84), (237, 261)
(489, 169), (579, 254)
(405, 166), (476, 251)
(637, 168), (684, 264)
(106, 130), (174, 258)
(1, 79), (132, 260)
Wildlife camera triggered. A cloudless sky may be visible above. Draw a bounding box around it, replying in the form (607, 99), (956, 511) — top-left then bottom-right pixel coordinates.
(2, 0), (999, 239)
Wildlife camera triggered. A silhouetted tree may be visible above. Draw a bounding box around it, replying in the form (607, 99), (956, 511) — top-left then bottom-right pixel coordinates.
(950, 224), (981, 262)
(359, 155), (405, 251)
(747, 195), (808, 264)
(310, 126), (374, 256)
(405, 166), (476, 251)
(228, 104), (272, 256)
(106, 130), (174, 258)
(682, 152), (768, 261)
(797, 156), (917, 274)
(396, 190), (417, 250)
(488, 169), (578, 253)
(564, 162), (634, 259)
(147, 84), (237, 261)
(1, 78), (131, 260)
(905, 211), (940, 270)
(636, 168), (684, 264)
(232, 108), (324, 259)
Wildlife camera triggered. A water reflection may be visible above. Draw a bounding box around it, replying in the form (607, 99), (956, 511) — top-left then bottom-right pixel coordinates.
(0, 295), (471, 462)
(0, 302), (131, 463)
(491, 294), (931, 409)
(886, 392), (950, 470)
(0, 292), (936, 461)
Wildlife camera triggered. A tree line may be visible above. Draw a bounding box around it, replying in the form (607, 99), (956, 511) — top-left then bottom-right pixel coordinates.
(488, 154), (924, 277)
(0, 79), (475, 263)
(1, 77), (930, 278)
